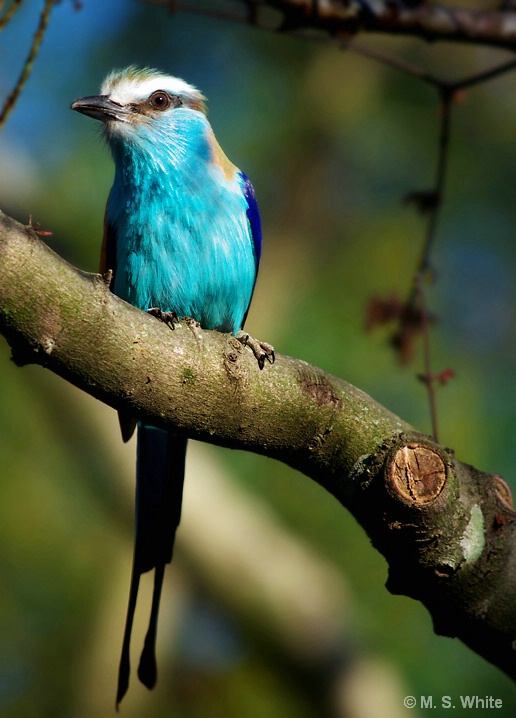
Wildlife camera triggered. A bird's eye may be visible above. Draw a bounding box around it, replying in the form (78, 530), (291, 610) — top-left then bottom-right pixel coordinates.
(149, 91), (172, 110)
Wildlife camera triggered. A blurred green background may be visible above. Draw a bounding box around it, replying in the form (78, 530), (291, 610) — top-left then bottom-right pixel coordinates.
(1, 1), (516, 716)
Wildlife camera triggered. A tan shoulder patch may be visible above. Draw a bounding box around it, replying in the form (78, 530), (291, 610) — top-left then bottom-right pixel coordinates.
(209, 129), (238, 181)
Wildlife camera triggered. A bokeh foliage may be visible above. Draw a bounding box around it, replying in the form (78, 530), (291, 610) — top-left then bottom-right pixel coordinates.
(1, 1), (516, 716)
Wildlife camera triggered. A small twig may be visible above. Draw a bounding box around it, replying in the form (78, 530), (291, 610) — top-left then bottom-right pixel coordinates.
(26, 214), (53, 237)
(415, 275), (439, 441)
(0, 0), (54, 128)
(344, 38), (516, 93)
(342, 41), (516, 436)
(409, 86), (453, 292)
(451, 56), (516, 92)
(400, 87), (452, 435)
(343, 44), (456, 432)
(0, 0), (24, 30)
(340, 38), (444, 86)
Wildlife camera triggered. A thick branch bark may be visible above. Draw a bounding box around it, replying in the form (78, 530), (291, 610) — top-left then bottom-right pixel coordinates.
(1, 210), (516, 680)
(150, 0), (516, 52)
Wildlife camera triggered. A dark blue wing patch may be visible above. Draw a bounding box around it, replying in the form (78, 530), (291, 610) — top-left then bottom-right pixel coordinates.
(240, 171), (262, 267)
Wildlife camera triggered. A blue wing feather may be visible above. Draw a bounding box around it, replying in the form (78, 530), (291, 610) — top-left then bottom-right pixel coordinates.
(240, 171), (262, 268)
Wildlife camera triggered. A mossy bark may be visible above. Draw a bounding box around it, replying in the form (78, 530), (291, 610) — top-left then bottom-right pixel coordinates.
(1, 210), (516, 680)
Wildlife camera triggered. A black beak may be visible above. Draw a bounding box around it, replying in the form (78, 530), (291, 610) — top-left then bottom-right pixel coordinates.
(71, 95), (129, 122)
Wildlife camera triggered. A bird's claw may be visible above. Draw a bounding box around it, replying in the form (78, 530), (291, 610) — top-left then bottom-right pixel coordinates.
(236, 331), (275, 370)
(183, 316), (203, 341)
(183, 316), (201, 329)
(147, 307), (179, 329)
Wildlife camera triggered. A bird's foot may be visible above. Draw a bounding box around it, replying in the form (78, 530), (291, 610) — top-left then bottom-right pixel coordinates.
(147, 307), (179, 329)
(182, 316), (201, 329)
(236, 331), (275, 370)
(183, 316), (204, 341)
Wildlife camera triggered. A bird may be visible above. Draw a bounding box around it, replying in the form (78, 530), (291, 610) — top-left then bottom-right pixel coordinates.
(71, 66), (274, 706)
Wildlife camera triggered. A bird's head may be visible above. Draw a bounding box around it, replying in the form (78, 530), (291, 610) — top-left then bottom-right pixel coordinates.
(71, 66), (207, 145)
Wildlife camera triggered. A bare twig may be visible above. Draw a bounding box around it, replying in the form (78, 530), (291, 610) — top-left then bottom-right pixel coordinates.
(0, 0), (24, 30)
(406, 88), (453, 438)
(415, 275), (439, 441)
(0, 0), (54, 127)
(344, 40), (516, 434)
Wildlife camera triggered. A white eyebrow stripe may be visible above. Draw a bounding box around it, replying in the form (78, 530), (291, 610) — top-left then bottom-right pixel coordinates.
(102, 75), (201, 105)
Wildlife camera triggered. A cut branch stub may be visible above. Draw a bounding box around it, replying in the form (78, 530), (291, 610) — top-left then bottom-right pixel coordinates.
(389, 443), (447, 505)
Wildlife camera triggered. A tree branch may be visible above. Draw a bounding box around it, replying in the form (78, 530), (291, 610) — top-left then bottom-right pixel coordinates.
(1, 209), (516, 680)
(149, 0), (516, 52)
